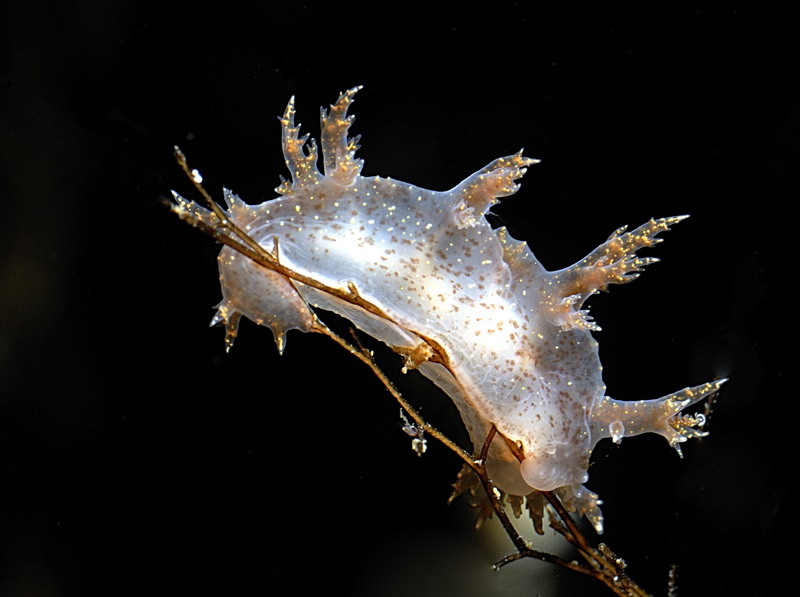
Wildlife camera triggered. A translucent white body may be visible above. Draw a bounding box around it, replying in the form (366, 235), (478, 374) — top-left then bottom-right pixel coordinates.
(172, 88), (724, 533)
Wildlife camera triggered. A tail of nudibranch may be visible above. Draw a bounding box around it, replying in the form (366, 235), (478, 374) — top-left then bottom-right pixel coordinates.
(590, 379), (728, 454)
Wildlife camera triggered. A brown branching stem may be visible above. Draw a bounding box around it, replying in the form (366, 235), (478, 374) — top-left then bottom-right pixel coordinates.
(312, 319), (473, 465)
(171, 149), (653, 597)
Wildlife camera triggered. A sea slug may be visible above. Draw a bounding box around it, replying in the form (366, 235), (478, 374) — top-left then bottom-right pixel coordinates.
(171, 87), (725, 533)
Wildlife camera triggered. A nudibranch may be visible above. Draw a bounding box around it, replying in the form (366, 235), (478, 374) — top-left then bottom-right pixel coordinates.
(171, 87), (725, 533)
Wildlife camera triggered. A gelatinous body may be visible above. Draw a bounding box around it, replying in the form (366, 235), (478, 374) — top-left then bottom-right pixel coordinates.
(172, 88), (724, 533)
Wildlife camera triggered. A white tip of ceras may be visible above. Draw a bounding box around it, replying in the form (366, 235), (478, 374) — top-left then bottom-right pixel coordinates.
(210, 302), (241, 353)
(270, 330), (288, 355)
(667, 378), (728, 457)
(657, 214), (691, 228)
(514, 151), (541, 172)
(169, 190), (192, 212)
(222, 188), (242, 210)
(336, 85), (364, 103)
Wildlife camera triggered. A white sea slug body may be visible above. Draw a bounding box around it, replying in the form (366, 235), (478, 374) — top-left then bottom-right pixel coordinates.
(172, 88), (724, 533)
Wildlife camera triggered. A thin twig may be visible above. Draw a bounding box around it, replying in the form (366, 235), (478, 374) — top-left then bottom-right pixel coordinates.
(311, 319), (475, 469)
(173, 147), (453, 371)
(174, 146), (273, 262)
(171, 151), (654, 596)
(478, 425), (497, 463)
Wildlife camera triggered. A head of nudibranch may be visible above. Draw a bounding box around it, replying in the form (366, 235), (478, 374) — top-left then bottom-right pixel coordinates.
(483, 385), (714, 496)
(449, 214), (727, 531)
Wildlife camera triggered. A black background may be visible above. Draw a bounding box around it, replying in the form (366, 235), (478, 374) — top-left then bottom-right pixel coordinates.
(0, 2), (794, 595)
